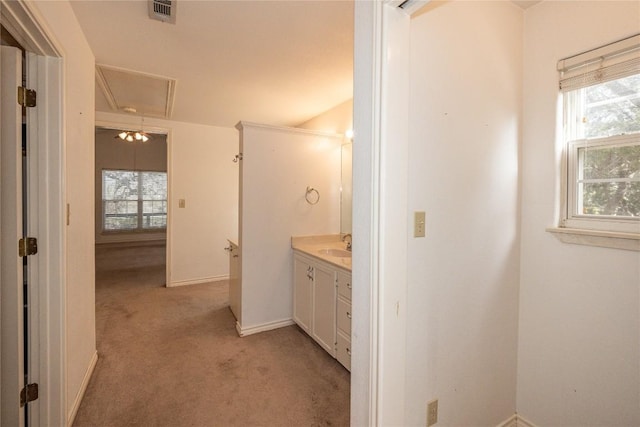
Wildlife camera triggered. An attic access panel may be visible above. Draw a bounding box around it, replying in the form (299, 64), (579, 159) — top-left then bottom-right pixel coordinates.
(96, 64), (176, 119)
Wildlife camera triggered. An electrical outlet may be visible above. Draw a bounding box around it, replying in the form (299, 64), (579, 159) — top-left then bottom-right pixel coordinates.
(414, 211), (426, 237)
(427, 399), (438, 427)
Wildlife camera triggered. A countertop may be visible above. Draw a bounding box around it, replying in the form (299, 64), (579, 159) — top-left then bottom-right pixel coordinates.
(291, 234), (352, 271)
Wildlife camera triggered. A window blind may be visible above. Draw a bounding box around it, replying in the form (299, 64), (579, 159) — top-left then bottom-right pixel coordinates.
(558, 33), (640, 92)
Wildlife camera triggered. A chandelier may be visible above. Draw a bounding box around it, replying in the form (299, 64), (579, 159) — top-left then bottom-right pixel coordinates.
(117, 130), (150, 143)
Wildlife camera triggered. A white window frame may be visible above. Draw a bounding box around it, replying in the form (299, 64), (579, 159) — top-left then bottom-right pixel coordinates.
(565, 134), (639, 233)
(102, 169), (167, 232)
(549, 34), (640, 251)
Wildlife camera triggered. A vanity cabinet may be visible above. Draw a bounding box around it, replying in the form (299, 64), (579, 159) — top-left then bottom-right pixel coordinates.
(293, 254), (336, 355)
(293, 252), (351, 370)
(227, 241), (240, 321)
(335, 271), (352, 371)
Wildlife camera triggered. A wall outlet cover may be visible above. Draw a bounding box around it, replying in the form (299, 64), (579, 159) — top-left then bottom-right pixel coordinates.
(427, 399), (438, 426)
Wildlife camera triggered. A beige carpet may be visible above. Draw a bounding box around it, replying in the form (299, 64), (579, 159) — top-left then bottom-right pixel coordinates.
(73, 243), (350, 427)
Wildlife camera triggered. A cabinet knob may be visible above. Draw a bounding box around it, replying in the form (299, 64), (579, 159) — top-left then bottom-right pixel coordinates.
(346, 282), (352, 289)
(346, 348), (351, 357)
(346, 312), (351, 319)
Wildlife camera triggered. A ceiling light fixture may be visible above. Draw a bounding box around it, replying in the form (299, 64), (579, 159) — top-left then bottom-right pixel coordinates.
(116, 115), (151, 143)
(116, 130), (150, 143)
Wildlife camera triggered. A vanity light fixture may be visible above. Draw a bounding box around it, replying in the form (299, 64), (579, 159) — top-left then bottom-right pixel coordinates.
(345, 129), (354, 141)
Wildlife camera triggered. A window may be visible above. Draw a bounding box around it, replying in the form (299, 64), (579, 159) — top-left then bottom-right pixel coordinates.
(558, 34), (640, 238)
(102, 170), (167, 232)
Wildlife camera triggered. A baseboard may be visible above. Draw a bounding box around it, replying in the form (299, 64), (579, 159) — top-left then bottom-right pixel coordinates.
(516, 414), (538, 427)
(235, 318), (295, 337)
(497, 414), (517, 427)
(67, 351), (98, 426)
(167, 274), (229, 287)
(497, 414), (538, 427)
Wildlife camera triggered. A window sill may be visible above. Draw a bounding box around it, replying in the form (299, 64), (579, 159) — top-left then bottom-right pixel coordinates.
(546, 227), (640, 251)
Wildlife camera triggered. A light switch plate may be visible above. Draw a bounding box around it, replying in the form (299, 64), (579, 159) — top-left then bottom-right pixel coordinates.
(179, 199), (186, 208)
(414, 211), (426, 237)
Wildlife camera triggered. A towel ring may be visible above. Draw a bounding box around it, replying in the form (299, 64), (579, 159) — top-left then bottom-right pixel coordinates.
(305, 186), (320, 205)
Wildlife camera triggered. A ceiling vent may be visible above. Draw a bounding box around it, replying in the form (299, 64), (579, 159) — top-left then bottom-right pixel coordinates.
(148, 0), (176, 24)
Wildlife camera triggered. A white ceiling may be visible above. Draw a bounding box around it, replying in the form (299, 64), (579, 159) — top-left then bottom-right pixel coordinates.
(70, 1), (540, 130)
(70, 0), (355, 129)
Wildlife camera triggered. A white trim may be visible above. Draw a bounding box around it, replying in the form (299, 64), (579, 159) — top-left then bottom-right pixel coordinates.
(95, 119), (169, 136)
(95, 64), (177, 119)
(37, 52), (66, 427)
(66, 351), (97, 427)
(352, 2), (384, 425)
(235, 121), (344, 139)
(547, 227), (640, 251)
(0, 0), (61, 56)
(515, 414), (539, 427)
(235, 318), (295, 337)
(1, 2), (67, 425)
(167, 275), (229, 288)
(95, 118), (172, 298)
(166, 129), (173, 299)
(375, 3), (411, 425)
(496, 414), (539, 427)
(496, 414), (517, 427)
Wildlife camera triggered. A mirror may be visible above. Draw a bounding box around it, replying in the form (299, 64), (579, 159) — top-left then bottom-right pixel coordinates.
(340, 142), (353, 235)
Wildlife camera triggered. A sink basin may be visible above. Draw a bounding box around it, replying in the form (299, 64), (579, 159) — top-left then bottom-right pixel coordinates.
(317, 248), (352, 258)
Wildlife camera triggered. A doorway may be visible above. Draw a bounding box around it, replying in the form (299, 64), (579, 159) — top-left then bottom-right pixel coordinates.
(94, 126), (168, 278)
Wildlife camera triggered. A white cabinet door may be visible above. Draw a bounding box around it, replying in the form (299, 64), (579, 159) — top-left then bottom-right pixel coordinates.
(293, 255), (312, 333)
(311, 262), (336, 356)
(336, 330), (351, 371)
(228, 242), (240, 321)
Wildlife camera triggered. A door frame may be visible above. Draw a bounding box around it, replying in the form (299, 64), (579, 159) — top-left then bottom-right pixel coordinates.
(352, 2), (422, 425)
(95, 117), (172, 288)
(1, 1), (65, 425)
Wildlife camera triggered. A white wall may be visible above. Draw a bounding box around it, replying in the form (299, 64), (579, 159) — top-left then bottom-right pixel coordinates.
(518, 2), (640, 425)
(238, 123), (341, 331)
(29, 0), (97, 422)
(297, 98), (353, 234)
(97, 112), (239, 287)
(405, 2), (522, 425)
(94, 128), (167, 244)
(297, 98), (353, 134)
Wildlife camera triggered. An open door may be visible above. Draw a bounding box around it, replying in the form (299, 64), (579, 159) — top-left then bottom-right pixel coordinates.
(1, 44), (26, 427)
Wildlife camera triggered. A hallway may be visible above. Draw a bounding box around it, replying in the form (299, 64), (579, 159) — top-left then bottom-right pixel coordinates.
(73, 244), (350, 426)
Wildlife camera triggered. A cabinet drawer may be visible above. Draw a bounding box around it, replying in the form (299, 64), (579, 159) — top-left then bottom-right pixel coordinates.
(337, 297), (351, 334)
(336, 330), (351, 371)
(337, 271), (352, 301)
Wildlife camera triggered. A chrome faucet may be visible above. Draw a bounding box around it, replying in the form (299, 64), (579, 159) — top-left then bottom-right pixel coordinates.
(342, 233), (352, 251)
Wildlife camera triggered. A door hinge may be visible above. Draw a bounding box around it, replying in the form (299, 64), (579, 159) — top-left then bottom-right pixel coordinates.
(19, 237), (38, 257)
(18, 86), (37, 108)
(20, 383), (39, 407)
